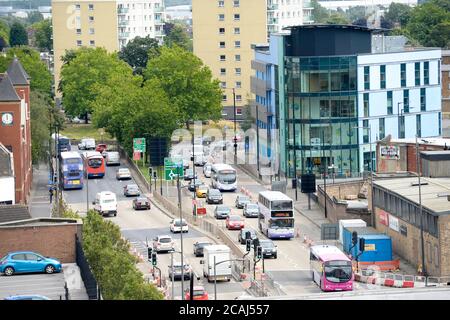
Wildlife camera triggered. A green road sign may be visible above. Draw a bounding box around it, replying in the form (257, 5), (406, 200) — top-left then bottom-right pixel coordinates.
(164, 157), (184, 180)
(133, 138), (146, 152)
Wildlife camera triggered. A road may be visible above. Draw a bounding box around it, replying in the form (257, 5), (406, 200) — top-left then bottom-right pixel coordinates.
(63, 145), (247, 300)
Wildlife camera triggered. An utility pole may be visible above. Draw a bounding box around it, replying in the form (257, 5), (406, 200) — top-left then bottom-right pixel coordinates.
(233, 88), (237, 165)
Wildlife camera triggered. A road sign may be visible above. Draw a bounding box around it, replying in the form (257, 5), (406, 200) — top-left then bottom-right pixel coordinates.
(133, 137), (146, 152)
(164, 157), (184, 180)
(133, 151), (141, 160)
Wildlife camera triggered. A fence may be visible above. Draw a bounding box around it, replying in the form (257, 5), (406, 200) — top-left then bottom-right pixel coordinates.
(355, 269), (450, 288)
(75, 235), (99, 300)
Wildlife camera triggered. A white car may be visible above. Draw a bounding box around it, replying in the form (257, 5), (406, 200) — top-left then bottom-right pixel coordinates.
(170, 218), (188, 233)
(153, 235), (175, 253)
(116, 168), (131, 180)
(203, 163), (212, 178)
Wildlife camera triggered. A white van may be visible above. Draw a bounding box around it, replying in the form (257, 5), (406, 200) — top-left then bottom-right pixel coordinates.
(93, 191), (117, 217)
(201, 245), (231, 282)
(105, 151), (120, 166)
(78, 138), (96, 150)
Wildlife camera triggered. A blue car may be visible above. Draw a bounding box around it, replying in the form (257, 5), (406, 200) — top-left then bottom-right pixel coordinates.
(4, 295), (50, 300)
(0, 251), (62, 276)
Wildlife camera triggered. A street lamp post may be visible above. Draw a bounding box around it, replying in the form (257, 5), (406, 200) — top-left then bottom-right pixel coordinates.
(85, 157), (89, 214)
(176, 170), (185, 299)
(232, 88), (237, 165)
(212, 258), (244, 300)
(415, 135), (426, 279)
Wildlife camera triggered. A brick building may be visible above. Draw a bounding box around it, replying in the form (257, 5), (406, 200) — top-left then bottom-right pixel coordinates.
(442, 50), (450, 138)
(0, 58), (32, 204)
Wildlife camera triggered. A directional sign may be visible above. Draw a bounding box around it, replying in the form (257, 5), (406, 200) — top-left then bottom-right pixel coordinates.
(164, 157), (184, 180)
(133, 138), (146, 152)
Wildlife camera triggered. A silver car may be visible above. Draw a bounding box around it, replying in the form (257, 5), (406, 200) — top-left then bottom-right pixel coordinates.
(116, 168), (131, 180)
(203, 163), (212, 178)
(123, 184), (140, 197)
(243, 203), (259, 218)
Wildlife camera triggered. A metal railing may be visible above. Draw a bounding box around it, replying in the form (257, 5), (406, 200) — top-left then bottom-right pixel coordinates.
(75, 235), (99, 300)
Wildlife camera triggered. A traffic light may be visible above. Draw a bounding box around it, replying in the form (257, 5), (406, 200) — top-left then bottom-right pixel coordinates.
(151, 252), (157, 266)
(147, 247), (152, 261)
(359, 237), (366, 252)
(253, 238), (260, 252)
(245, 231), (251, 240)
(148, 167), (153, 179)
(246, 239), (251, 252)
(352, 231), (358, 246)
(256, 246), (263, 259)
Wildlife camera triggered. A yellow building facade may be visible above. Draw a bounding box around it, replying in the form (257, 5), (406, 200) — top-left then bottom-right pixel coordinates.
(52, 0), (119, 97)
(192, 0), (267, 117)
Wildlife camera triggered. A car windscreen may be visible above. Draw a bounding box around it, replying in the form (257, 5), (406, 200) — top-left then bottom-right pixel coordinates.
(217, 206), (230, 212)
(198, 243), (211, 248)
(260, 241), (274, 248)
(102, 199), (115, 203)
(193, 290), (205, 296)
(239, 196), (249, 202)
(209, 190), (221, 195)
(174, 220), (187, 226)
(159, 238), (171, 243)
(229, 216), (240, 221)
(0, 255), (7, 262)
(127, 185), (138, 190)
(246, 204), (258, 210)
(119, 169), (129, 173)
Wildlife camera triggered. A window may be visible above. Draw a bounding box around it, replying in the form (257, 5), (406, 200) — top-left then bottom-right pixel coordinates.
(218, 14), (225, 21)
(220, 82), (226, 88)
(235, 54), (241, 61)
(88, 3), (94, 10)
(89, 28), (95, 34)
(12, 254), (26, 260)
(233, 0), (240, 7)
(363, 93), (369, 117)
(424, 61), (429, 85)
(89, 16), (94, 22)
(363, 120), (369, 143)
(380, 65), (386, 89)
(220, 68), (226, 75)
(219, 27), (225, 34)
(403, 89), (409, 113)
(219, 41), (225, 48)
(76, 28), (81, 35)
(234, 27), (240, 34)
(234, 14), (240, 21)
(400, 115), (405, 138)
(236, 95), (242, 101)
(364, 66), (370, 90)
(379, 118), (385, 140)
(235, 41), (241, 48)
(401, 63), (406, 87)
(236, 81), (241, 88)
(75, 4), (80, 9)
(222, 95), (227, 101)
(415, 62), (420, 86)
(76, 40), (82, 46)
(387, 91), (393, 115)
(25, 253), (40, 261)
(90, 40), (95, 46)
(235, 68), (241, 75)
(220, 55), (226, 61)
(218, 0), (224, 7)
(236, 108), (242, 115)
(420, 88), (426, 111)
(416, 114), (421, 137)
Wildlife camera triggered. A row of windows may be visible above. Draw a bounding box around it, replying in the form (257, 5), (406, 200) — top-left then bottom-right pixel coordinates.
(218, 14), (241, 21)
(362, 114), (423, 143)
(220, 81), (241, 89)
(220, 68), (241, 75)
(363, 89), (427, 118)
(373, 187), (439, 237)
(219, 27), (240, 34)
(75, 3), (94, 10)
(121, 14), (161, 21)
(222, 94), (242, 102)
(76, 40), (95, 47)
(118, 2), (161, 9)
(219, 54), (241, 61)
(218, 0), (240, 7)
(76, 28), (95, 35)
(219, 41), (241, 48)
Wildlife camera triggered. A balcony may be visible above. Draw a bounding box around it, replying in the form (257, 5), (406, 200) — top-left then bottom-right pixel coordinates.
(267, 3), (278, 10)
(267, 18), (278, 25)
(118, 32), (130, 39)
(154, 19), (165, 25)
(117, 7), (128, 15)
(303, 2), (314, 9)
(118, 20), (128, 27)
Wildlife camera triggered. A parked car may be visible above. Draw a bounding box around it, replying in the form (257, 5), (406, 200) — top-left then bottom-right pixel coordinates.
(235, 195), (251, 209)
(168, 262), (192, 281)
(243, 203), (260, 218)
(259, 239), (278, 259)
(106, 151), (121, 166)
(116, 168), (131, 180)
(214, 205), (231, 219)
(184, 286), (209, 300)
(188, 180), (204, 192)
(196, 185), (208, 198)
(206, 188), (223, 204)
(70, 116), (83, 124)
(123, 184), (140, 197)
(238, 228), (258, 245)
(0, 251), (62, 276)
(226, 215), (244, 230)
(95, 144), (107, 154)
(132, 197), (151, 210)
(203, 163), (212, 178)
(4, 295), (50, 300)
(78, 138), (96, 150)
(153, 235), (175, 253)
(193, 241), (213, 257)
(184, 169), (198, 181)
(170, 218), (189, 233)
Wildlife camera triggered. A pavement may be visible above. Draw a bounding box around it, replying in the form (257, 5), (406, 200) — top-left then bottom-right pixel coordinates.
(29, 163), (53, 218)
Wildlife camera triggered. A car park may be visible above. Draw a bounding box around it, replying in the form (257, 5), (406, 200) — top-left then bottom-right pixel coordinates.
(206, 188), (223, 204)
(196, 185), (208, 198)
(132, 197), (151, 210)
(184, 169), (198, 181)
(243, 203), (260, 218)
(214, 205), (231, 219)
(193, 241), (213, 257)
(238, 228), (258, 244)
(116, 168), (131, 180)
(235, 195), (251, 209)
(168, 262), (192, 281)
(188, 179), (204, 192)
(106, 151), (121, 166)
(0, 251), (62, 276)
(259, 239), (278, 259)
(184, 286), (208, 300)
(170, 218), (189, 233)
(153, 235), (175, 253)
(226, 215), (244, 230)
(123, 184), (140, 197)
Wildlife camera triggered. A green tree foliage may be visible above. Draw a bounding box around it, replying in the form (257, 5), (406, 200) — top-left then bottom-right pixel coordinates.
(164, 23), (192, 52)
(82, 211), (164, 300)
(144, 46), (222, 128)
(9, 22), (28, 46)
(384, 3), (413, 28)
(32, 19), (52, 51)
(30, 91), (51, 164)
(118, 35), (160, 75)
(311, 0), (330, 23)
(60, 48), (134, 120)
(346, 6), (368, 22)
(326, 12), (350, 25)
(0, 21), (9, 49)
(0, 47), (52, 95)
(27, 11), (44, 25)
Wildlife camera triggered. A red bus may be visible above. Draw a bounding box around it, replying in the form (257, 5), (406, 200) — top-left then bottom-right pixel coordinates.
(81, 151), (105, 178)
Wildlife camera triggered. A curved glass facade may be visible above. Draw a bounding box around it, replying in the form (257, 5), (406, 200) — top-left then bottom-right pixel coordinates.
(285, 56), (359, 177)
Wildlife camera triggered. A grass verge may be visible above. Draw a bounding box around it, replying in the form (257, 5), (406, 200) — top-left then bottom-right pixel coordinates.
(61, 123), (115, 141)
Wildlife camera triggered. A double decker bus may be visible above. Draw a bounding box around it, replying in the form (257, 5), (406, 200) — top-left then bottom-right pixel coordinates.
(210, 163), (237, 191)
(310, 245), (353, 292)
(59, 151), (83, 190)
(81, 151), (105, 178)
(257, 191), (294, 239)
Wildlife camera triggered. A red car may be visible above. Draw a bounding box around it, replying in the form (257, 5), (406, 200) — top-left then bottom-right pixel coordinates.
(184, 286), (209, 300)
(95, 144), (107, 153)
(226, 215), (244, 230)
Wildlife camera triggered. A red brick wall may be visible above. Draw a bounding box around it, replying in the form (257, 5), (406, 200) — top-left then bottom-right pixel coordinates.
(0, 224), (79, 263)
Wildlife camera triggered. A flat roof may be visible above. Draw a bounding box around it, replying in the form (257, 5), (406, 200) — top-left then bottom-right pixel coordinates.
(258, 190), (293, 201)
(283, 24), (383, 33)
(384, 137), (450, 147)
(374, 177), (450, 215)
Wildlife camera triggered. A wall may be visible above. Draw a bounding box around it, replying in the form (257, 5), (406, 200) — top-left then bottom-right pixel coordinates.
(439, 214), (450, 276)
(0, 222), (82, 263)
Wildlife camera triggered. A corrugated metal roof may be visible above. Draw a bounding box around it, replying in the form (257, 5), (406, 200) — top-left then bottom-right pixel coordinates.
(0, 74), (20, 102)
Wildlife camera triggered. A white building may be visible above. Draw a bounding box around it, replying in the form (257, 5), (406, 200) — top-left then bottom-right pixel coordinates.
(317, 0), (418, 11)
(267, 0), (314, 35)
(117, 0), (165, 49)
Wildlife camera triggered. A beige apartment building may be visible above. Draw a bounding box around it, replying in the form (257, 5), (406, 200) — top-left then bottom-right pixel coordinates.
(52, 0), (119, 97)
(442, 50), (450, 138)
(192, 0), (267, 120)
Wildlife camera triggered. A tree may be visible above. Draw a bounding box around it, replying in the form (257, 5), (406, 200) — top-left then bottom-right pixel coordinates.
(353, 17), (367, 27)
(384, 3), (413, 28)
(164, 23), (192, 52)
(33, 19), (52, 51)
(60, 48), (134, 122)
(118, 35), (160, 75)
(346, 6), (368, 22)
(9, 22), (28, 46)
(144, 46), (222, 129)
(427, 21), (450, 48)
(27, 11), (44, 25)
(326, 13), (350, 25)
(0, 21), (9, 50)
(311, 0), (330, 23)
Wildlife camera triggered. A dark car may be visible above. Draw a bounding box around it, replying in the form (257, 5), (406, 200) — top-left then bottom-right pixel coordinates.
(259, 239), (278, 259)
(184, 169), (198, 181)
(168, 263), (192, 281)
(123, 184), (140, 197)
(206, 188), (223, 204)
(235, 195), (250, 209)
(132, 197), (151, 210)
(193, 241), (213, 257)
(188, 180), (204, 192)
(238, 228), (258, 244)
(214, 205), (231, 219)
(243, 203), (259, 218)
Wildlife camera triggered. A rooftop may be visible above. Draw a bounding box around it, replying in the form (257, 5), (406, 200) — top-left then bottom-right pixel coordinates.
(0, 74), (21, 102)
(0, 205), (31, 224)
(374, 177), (450, 215)
(283, 24), (384, 33)
(0, 217), (81, 227)
(6, 58), (30, 86)
(380, 136), (450, 147)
